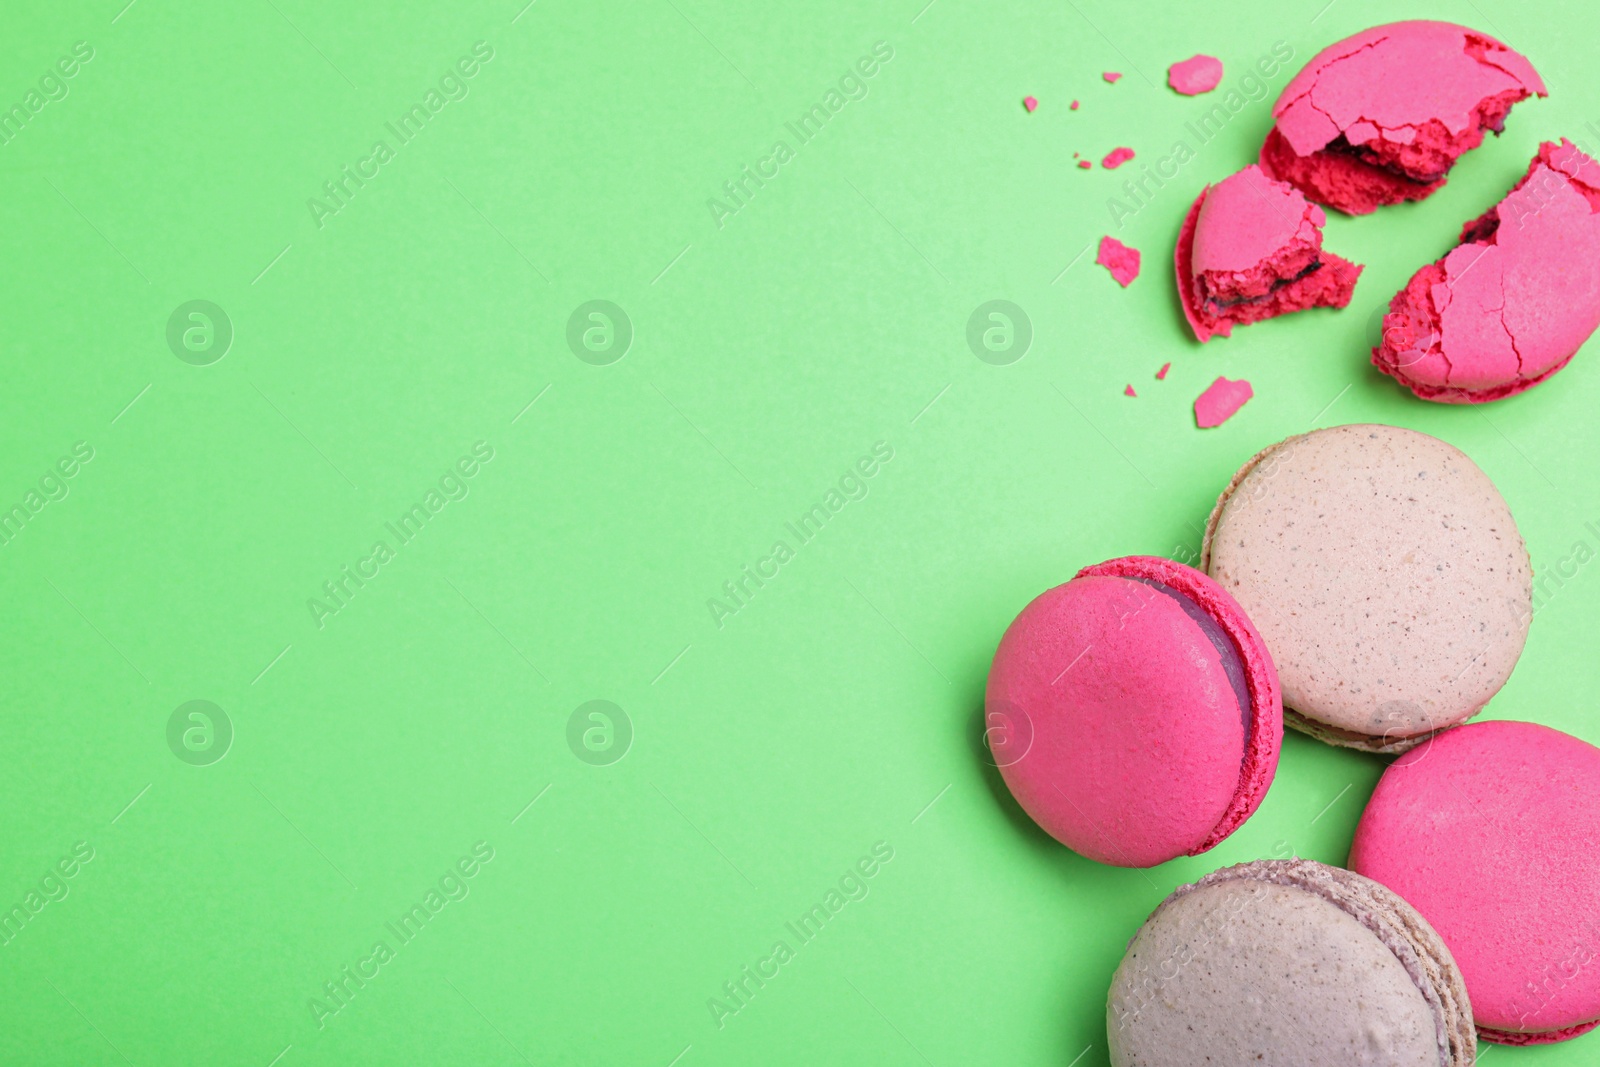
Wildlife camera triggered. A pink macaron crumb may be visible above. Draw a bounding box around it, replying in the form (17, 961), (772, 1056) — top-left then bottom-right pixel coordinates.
(1070, 99), (1080, 109)
(1156, 362), (1170, 380)
(1102, 146), (1135, 169)
(1077, 159), (1092, 169)
(1261, 21), (1546, 214)
(1168, 54), (1223, 95)
(1096, 235), (1140, 286)
(1023, 95), (1038, 112)
(1103, 71), (1121, 83)
(1124, 384), (1137, 396)
(1374, 139), (1600, 403)
(1194, 377), (1252, 427)
(1176, 165), (1363, 342)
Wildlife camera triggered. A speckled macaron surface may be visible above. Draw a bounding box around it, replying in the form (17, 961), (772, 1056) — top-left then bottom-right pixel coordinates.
(1107, 859), (1475, 1066)
(1202, 424), (1531, 751)
(1352, 720), (1600, 1045)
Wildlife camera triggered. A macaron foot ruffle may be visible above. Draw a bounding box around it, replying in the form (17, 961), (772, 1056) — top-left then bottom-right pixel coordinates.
(1478, 1019), (1600, 1045)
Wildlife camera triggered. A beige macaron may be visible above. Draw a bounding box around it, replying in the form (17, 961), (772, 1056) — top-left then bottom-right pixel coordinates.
(1201, 424), (1531, 752)
(1107, 859), (1475, 1066)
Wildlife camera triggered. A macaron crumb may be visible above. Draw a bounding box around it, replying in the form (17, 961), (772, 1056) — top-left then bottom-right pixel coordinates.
(1195, 376), (1252, 427)
(1156, 362), (1171, 380)
(1070, 99), (1080, 109)
(1168, 54), (1224, 95)
(1096, 235), (1141, 287)
(1103, 71), (1121, 83)
(1125, 384), (1137, 397)
(1023, 95), (1038, 112)
(1077, 159), (1092, 169)
(1102, 146), (1135, 169)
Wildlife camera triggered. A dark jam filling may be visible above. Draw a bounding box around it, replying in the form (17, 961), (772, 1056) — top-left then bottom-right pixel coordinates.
(1204, 258), (1322, 311)
(1326, 133), (1449, 185)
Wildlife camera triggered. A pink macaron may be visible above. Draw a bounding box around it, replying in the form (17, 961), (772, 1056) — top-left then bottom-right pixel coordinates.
(1373, 139), (1600, 403)
(1351, 720), (1600, 1044)
(986, 556), (1282, 868)
(1261, 21), (1545, 215)
(1176, 164), (1363, 342)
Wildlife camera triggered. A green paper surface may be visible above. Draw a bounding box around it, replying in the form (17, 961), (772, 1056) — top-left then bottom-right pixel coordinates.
(4, 1), (1598, 1063)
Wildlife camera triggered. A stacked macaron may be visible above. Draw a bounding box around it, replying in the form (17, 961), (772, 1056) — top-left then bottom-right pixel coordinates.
(987, 555), (1282, 867)
(1171, 20), (1600, 405)
(1202, 424), (1531, 753)
(987, 421), (1600, 1058)
(1107, 859), (1475, 1066)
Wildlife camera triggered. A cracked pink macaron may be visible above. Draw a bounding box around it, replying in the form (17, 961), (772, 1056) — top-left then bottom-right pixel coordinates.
(1352, 720), (1600, 1044)
(1176, 164), (1363, 342)
(1261, 21), (1546, 215)
(1374, 139), (1600, 403)
(986, 556), (1282, 868)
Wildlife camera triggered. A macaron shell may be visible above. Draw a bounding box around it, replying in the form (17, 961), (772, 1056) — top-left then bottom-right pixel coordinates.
(1190, 164), (1322, 275)
(1374, 140), (1600, 402)
(1351, 720), (1600, 1041)
(1273, 21), (1544, 159)
(1108, 870), (1448, 1065)
(1174, 188), (1216, 341)
(1177, 166), (1362, 341)
(1203, 424), (1530, 746)
(988, 558), (1275, 867)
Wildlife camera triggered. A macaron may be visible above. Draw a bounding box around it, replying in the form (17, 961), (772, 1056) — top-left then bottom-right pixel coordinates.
(1202, 424), (1531, 752)
(1175, 163), (1363, 342)
(1352, 720), (1600, 1045)
(1261, 20), (1545, 215)
(985, 555), (1281, 868)
(1107, 859), (1475, 1066)
(1373, 139), (1600, 403)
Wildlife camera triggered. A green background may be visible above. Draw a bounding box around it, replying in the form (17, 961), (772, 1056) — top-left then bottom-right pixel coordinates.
(4, 0), (1598, 1063)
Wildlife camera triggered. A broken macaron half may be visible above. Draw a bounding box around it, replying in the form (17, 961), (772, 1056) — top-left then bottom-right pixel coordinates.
(1261, 20), (1546, 215)
(1373, 139), (1600, 403)
(1176, 164), (1363, 342)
